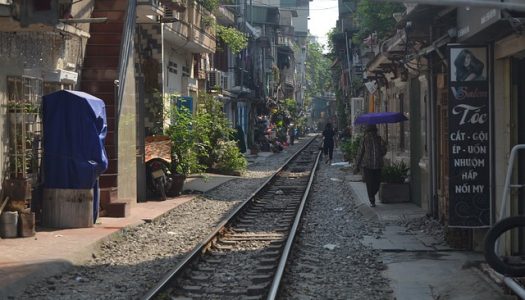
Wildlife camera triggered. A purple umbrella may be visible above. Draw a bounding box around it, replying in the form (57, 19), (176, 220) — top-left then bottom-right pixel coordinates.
(354, 112), (408, 125)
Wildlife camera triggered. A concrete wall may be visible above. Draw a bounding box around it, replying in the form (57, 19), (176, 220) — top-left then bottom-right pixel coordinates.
(492, 57), (511, 220)
(0, 30), (87, 181)
(136, 23), (162, 135)
(117, 50), (138, 204)
(163, 41), (192, 96)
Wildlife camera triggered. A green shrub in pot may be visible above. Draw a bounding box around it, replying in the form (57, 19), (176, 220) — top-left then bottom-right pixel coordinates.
(381, 161), (409, 184)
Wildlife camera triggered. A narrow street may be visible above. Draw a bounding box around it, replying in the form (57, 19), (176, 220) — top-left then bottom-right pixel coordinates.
(2, 0), (525, 299)
(8, 137), (512, 299)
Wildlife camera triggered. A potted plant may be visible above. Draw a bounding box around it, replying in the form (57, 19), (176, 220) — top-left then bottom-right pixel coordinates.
(165, 101), (206, 195)
(212, 140), (247, 176)
(341, 135), (361, 162)
(5, 101), (39, 124)
(379, 161), (410, 203)
(3, 101), (39, 205)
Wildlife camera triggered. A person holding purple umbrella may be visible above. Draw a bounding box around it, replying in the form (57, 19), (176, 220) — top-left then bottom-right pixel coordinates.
(354, 124), (387, 207)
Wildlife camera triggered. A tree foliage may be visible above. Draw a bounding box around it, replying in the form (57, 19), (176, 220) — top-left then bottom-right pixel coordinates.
(195, 92), (236, 169)
(305, 38), (331, 101)
(166, 92), (247, 176)
(326, 28), (338, 59)
(353, 0), (404, 44)
(166, 103), (207, 176)
(216, 25), (248, 54)
(197, 0), (219, 11)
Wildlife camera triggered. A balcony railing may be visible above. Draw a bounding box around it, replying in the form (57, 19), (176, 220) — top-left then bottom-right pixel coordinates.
(136, 0), (165, 23)
(1, 0), (76, 29)
(277, 34), (294, 49)
(162, 0), (215, 53)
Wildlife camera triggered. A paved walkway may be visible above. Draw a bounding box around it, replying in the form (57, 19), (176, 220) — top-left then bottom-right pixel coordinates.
(336, 164), (514, 300)
(0, 196), (196, 299)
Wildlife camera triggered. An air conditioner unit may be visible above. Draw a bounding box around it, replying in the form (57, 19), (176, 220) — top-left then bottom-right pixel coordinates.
(207, 70), (223, 89)
(44, 69), (78, 84)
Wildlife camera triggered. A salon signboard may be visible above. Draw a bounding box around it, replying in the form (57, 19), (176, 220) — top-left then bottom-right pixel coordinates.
(447, 45), (492, 227)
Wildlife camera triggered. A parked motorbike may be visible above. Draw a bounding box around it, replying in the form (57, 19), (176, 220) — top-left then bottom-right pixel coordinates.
(145, 136), (175, 200)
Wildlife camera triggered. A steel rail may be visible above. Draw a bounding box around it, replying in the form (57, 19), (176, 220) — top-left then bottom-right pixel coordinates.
(267, 148), (322, 299)
(504, 277), (525, 299)
(142, 135), (318, 300)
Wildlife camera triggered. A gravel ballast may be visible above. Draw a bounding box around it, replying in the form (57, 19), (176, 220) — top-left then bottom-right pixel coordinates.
(22, 138), (392, 299)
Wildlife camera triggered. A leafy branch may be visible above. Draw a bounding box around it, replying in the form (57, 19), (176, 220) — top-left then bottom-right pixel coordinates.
(352, 0), (404, 45)
(196, 0), (219, 12)
(216, 24), (248, 54)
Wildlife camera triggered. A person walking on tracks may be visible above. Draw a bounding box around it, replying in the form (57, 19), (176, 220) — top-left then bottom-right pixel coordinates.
(355, 124), (387, 207)
(322, 123), (336, 165)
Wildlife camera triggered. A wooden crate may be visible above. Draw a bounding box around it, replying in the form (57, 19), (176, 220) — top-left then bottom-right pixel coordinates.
(42, 189), (93, 228)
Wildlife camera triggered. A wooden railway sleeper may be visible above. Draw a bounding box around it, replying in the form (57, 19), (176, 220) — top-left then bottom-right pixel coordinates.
(181, 285), (204, 294)
(224, 232), (284, 238)
(249, 273), (274, 284)
(223, 237), (285, 242)
(259, 257), (279, 265)
(247, 283), (270, 296)
(195, 263), (220, 273)
(260, 207), (292, 212)
(269, 240), (284, 246)
(275, 226), (290, 232)
(255, 265), (276, 273)
(260, 250), (281, 257)
(189, 274), (210, 282)
(217, 240), (237, 245)
(211, 244), (233, 251)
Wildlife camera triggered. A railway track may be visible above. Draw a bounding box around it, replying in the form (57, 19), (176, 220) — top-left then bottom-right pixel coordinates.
(143, 136), (321, 300)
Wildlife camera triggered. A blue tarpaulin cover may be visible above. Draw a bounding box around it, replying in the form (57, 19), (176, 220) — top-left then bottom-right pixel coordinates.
(42, 90), (108, 189)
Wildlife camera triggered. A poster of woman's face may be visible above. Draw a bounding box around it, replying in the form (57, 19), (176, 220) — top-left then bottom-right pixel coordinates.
(450, 47), (487, 82)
